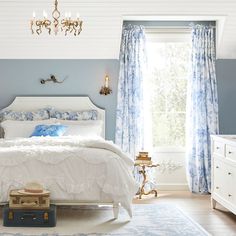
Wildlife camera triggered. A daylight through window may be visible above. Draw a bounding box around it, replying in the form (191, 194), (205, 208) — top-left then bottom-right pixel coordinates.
(145, 32), (191, 149)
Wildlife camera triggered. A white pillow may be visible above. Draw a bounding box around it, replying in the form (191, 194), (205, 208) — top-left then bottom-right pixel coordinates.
(57, 120), (103, 137)
(1, 119), (56, 138)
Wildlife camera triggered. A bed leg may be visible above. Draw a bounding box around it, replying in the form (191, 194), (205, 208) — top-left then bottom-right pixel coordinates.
(113, 203), (119, 219)
(211, 198), (217, 209)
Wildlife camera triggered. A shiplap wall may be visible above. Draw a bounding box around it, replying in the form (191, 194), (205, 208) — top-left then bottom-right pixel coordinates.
(0, 0), (235, 59)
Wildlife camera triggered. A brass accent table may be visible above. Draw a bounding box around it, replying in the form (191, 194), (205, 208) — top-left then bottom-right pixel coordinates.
(134, 161), (159, 199)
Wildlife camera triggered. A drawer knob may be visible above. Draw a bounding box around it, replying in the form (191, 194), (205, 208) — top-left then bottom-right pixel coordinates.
(228, 194), (232, 197)
(216, 186), (219, 189)
(228, 151), (232, 154)
(216, 166), (219, 169)
(228, 172), (232, 175)
(216, 146), (220, 150)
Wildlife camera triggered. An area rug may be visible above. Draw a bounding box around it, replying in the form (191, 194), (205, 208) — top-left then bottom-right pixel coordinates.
(0, 204), (210, 236)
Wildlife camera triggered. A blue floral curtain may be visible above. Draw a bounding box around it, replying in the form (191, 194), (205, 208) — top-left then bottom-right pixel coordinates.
(186, 24), (219, 193)
(115, 24), (146, 158)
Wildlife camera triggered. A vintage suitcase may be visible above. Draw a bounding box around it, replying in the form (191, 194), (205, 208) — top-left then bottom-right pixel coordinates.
(9, 189), (50, 209)
(3, 204), (56, 227)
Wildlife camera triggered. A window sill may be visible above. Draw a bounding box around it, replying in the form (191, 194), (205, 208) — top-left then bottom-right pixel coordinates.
(153, 147), (185, 153)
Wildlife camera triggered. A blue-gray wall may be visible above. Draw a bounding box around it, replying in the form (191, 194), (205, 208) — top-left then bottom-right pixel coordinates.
(216, 60), (236, 134)
(0, 59), (236, 140)
(1, 59), (235, 140)
(0, 60), (119, 141)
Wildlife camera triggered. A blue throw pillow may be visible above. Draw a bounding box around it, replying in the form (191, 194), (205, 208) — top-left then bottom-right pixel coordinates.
(30, 125), (67, 137)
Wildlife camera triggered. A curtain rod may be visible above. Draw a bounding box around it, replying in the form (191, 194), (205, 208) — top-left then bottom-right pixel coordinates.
(144, 26), (216, 29)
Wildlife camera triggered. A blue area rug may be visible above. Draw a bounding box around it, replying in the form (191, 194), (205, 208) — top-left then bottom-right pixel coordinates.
(0, 204), (210, 236)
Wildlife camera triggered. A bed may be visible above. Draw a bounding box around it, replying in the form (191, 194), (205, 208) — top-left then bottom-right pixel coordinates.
(0, 96), (137, 218)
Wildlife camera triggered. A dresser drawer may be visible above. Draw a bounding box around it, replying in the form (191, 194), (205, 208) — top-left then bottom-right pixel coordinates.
(213, 159), (224, 195)
(213, 141), (225, 156)
(213, 158), (235, 202)
(226, 145), (236, 162)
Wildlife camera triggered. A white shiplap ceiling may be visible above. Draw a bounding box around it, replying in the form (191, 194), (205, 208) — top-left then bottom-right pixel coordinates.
(0, 0), (235, 59)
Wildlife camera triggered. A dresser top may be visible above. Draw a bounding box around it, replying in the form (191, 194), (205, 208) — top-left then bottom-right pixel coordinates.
(211, 135), (236, 145)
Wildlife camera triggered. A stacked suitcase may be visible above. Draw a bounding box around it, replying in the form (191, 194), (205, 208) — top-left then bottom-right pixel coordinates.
(3, 190), (56, 227)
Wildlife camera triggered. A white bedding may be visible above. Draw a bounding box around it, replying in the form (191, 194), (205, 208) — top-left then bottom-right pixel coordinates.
(0, 136), (137, 216)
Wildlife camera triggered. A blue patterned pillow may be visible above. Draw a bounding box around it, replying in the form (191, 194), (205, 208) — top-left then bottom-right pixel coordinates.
(49, 108), (98, 120)
(30, 125), (67, 137)
(0, 108), (50, 122)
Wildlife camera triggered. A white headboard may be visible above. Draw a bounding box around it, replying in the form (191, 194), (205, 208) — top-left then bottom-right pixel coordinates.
(3, 96), (106, 138)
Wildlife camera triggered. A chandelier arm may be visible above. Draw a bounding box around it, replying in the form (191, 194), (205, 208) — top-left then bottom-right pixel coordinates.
(36, 25), (42, 35)
(46, 23), (52, 35)
(30, 21), (34, 34)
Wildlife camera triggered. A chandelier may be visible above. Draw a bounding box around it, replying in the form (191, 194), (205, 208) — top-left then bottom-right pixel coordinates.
(30, 0), (83, 36)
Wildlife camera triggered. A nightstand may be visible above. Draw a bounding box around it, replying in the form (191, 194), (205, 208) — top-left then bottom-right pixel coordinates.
(134, 161), (159, 199)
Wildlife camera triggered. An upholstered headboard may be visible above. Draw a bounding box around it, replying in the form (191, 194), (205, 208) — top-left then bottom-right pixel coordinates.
(0, 96), (105, 138)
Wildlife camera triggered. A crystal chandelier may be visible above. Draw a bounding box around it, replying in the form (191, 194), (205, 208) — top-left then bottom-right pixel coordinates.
(30, 0), (83, 36)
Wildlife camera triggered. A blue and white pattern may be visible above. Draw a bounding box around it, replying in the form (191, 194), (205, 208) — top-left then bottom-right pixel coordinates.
(49, 108), (98, 121)
(186, 25), (219, 193)
(0, 108), (50, 122)
(115, 24), (146, 158)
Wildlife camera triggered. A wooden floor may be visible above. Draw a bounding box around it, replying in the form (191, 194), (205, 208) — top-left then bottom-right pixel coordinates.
(133, 191), (236, 236)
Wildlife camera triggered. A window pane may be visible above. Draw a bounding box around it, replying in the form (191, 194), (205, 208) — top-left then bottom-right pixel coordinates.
(166, 78), (187, 112)
(146, 39), (191, 148)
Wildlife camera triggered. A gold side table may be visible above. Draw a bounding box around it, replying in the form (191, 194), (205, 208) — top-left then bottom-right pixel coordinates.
(135, 161), (159, 199)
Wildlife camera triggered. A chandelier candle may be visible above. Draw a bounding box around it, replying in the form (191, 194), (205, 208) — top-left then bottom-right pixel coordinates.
(30, 0), (83, 36)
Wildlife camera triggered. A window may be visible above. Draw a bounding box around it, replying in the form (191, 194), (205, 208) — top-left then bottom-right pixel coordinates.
(145, 30), (191, 149)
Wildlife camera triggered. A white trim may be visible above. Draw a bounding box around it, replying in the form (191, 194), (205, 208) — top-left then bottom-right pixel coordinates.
(146, 30), (191, 43)
(3, 96), (106, 138)
(145, 27), (192, 34)
(153, 147), (185, 153)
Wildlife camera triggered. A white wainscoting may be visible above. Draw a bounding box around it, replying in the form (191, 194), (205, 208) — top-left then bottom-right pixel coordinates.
(153, 148), (188, 191)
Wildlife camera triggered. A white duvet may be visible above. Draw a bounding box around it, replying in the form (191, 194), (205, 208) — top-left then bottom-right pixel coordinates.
(0, 136), (138, 216)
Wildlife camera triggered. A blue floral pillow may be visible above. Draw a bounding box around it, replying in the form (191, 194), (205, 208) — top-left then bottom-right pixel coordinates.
(49, 108), (98, 120)
(30, 125), (67, 137)
(0, 108), (50, 122)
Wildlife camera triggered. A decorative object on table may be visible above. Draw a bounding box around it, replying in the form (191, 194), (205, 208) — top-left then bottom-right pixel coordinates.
(3, 204), (56, 227)
(9, 182), (50, 209)
(135, 160), (159, 199)
(135, 151), (152, 165)
(136, 151), (151, 161)
(100, 75), (112, 95)
(30, 0), (83, 36)
(40, 74), (68, 84)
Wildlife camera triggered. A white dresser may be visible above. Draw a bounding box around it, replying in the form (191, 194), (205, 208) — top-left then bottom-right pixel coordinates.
(211, 135), (236, 214)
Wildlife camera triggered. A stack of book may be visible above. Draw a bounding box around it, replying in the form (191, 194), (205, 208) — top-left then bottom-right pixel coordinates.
(136, 151), (152, 165)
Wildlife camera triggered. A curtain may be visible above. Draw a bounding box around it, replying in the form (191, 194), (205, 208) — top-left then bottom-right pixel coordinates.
(186, 24), (219, 193)
(115, 24), (146, 158)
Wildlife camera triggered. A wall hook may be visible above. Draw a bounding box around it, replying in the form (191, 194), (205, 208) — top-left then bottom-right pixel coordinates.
(40, 74), (68, 84)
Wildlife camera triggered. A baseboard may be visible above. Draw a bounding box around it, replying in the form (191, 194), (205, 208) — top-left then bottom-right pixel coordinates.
(156, 183), (189, 191)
